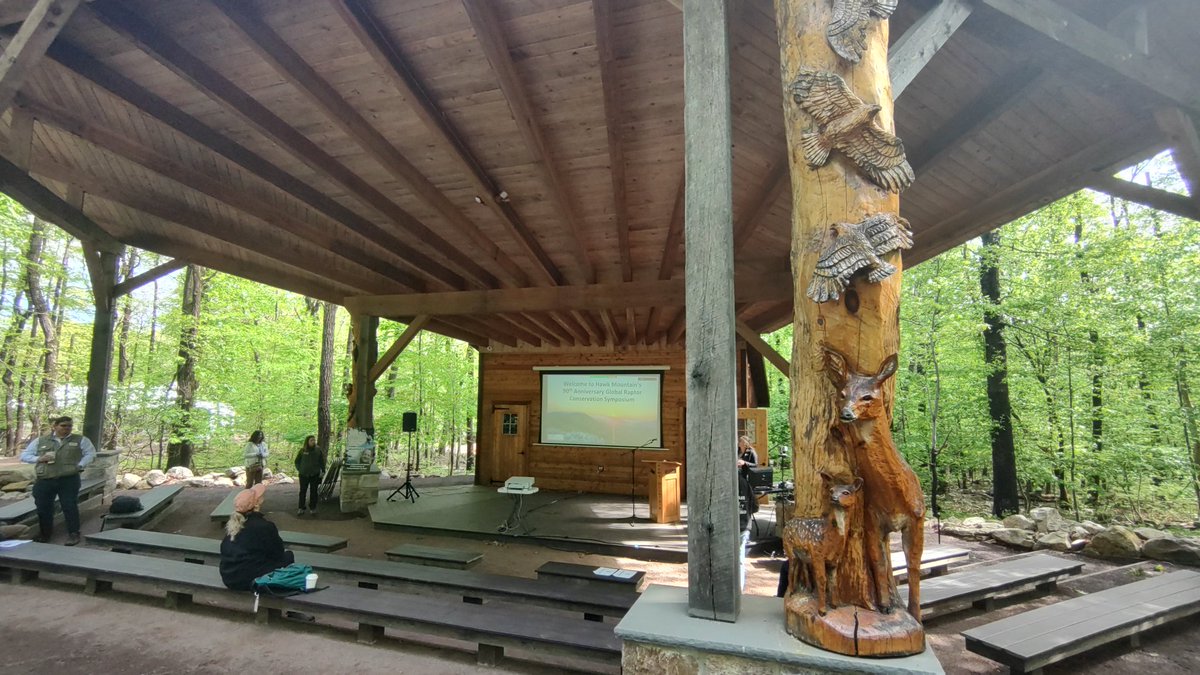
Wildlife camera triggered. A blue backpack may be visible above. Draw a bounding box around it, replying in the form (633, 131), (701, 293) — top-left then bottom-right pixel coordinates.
(253, 563), (314, 596)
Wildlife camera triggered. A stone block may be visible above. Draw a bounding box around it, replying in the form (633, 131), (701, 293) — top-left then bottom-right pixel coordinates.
(1002, 514), (1036, 531)
(991, 528), (1035, 550)
(1133, 527), (1170, 541)
(1083, 525), (1142, 560)
(1141, 537), (1200, 566)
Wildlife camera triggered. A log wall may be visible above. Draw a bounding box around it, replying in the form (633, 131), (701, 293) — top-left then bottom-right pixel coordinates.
(477, 348), (686, 495)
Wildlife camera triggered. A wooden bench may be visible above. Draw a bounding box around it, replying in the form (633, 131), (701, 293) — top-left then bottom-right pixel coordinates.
(963, 569), (1200, 674)
(385, 543), (481, 569)
(209, 490), (238, 522)
(82, 528), (632, 620)
(892, 545), (970, 580)
(99, 484), (184, 531)
(905, 553), (1084, 618)
(86, 529), (346, 564)
(536, 561), (645, 593)
(0, 477), (107, 526)
(0, 542), (619, 668)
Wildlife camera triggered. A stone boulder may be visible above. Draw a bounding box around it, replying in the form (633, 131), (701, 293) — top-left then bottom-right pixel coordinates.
(263, 468), (274, 479)
(185, 477), (216, 488)
(165, 466), (193, 480)
(135, 479), (151, 490)
(1133, 527), (1170, 541)
(0, 464), (36, 485)
(1034, 531), (1071, 552)
(1070, 526), (1091, 541)
(119, 473), (142, 489)
(227, 466), (246, 478)
(1030, 507), (1064, 534)
(1142, 537), (1200, 566)
(145, 470), (169, 487)
(275, 475), (294, 485)
(233, 474), (246, 487)
(1002, 514), (1036, 531)
(1, 480), (31, 492)
(1080, 520), (1106, 535)
(941, 521), (1004, 541)
(214, 476), (235, 488)
(962, 516), (988, 527)
(1083, 526), (1143, 560)
(992, 528), (1036, 550)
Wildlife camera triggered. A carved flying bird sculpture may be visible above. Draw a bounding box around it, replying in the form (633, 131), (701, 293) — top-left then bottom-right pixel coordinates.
(790, 69), (915, 192)
(807, 213), (913, 303)
(828, 0), (899, 63)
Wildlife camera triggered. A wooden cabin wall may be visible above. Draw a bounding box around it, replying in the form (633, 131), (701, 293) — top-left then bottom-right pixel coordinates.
(477, 349), (686, 496)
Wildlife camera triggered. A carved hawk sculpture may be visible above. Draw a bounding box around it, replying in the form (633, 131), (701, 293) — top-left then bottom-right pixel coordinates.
(807, 213), (913, 303)
(790, 69), (915, 192)
(828, 0), (899, 63)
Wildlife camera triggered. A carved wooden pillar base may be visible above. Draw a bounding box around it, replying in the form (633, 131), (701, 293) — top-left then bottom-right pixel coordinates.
(784, 594), (924, 657)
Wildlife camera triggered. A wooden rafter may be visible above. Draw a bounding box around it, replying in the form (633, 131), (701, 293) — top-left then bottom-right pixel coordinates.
(329, 0), (563, 288)
(592, 0), (632, 283)
(644, 176), (686, 343)
(22, 97), (420, 292)
(887, 0), (973, 97)
(112, 258), (185, 298)
(343, 269), (792, 318)
(369, 315), (430, 382)
(735, 320), (788, 375)
(1085, 172), (1200, 221)
(978, 0), (1200, 116)
(0, 0), (81, 111)
(459, 0), (595, 285)
(7, 104), (34, 168)
(86, 2), (476, 291)
(0, 153), (120, 251)
(210, 0), (527, 290)
(29, 157), (401, 296)
(914, 128), (1165, 264)
(1155, 107), (1200, 203)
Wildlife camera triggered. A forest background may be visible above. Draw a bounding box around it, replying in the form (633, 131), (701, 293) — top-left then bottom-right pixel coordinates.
(0, 154), (1196, 526)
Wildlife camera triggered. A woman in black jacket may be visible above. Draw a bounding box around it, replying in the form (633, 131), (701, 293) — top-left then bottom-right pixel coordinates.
(219, 483), (294, 591)
(293, 435), (326, 516)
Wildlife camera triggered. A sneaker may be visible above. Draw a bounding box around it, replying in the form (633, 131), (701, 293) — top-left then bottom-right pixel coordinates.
(307, 508), (316, 516)
(297, 508), (305, 516)
(65, 533), (81, 546)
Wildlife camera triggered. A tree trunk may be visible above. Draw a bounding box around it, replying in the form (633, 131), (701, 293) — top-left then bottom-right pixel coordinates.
(166, 265), (204, 469)
(317, 301), (336, 454)
(107, 248), (139, 450)
(979, 231), (1020, 516)
(25, 218), (57, 421)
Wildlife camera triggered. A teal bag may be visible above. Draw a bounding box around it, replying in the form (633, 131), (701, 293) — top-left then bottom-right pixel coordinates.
(253, 563), (313, 596)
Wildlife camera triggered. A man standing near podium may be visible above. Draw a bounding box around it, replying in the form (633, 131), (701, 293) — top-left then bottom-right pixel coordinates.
(21, 416), (95, 545)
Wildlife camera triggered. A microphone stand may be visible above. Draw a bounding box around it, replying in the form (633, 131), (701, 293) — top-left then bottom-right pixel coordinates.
(629, 438), (658, 522)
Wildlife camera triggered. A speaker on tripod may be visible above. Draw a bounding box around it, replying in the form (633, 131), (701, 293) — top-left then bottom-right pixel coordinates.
(388, 412), (420, 503)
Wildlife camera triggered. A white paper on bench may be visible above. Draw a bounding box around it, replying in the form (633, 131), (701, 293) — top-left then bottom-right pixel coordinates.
(593, 567), (617, 576)
(613, 569), (637, 579)
(0, 539), (30, 548)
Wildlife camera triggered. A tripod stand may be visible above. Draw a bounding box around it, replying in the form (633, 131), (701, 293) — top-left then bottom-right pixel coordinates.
(387, 430), (420, 503)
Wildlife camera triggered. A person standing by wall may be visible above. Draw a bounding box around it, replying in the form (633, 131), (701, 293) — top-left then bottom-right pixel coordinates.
(20, 416), (95, 545)
(243, 430), (268, 488)
(293, 435), (326, 516)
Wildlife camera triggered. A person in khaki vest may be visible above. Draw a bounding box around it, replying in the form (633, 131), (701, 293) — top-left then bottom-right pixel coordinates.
(20, 416), (96, 545)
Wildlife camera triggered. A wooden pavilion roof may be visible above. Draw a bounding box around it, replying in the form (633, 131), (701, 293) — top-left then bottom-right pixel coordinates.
(0, 0), (1197, 349)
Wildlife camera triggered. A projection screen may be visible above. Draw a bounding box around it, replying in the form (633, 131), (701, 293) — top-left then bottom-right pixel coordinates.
(538, 370), (663, 448)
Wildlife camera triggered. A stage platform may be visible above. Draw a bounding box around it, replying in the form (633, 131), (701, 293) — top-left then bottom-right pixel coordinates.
(368, 485), (781, 563)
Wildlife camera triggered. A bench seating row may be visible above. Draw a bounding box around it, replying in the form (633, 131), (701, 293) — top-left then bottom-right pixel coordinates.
(100, 484), (184, 530)
(85, 528), (633, 620)
(0, 477), (107, 526)
(0, 542), (618, 668)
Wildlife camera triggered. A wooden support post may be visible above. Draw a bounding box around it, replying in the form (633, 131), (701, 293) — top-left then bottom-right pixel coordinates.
(83, 245), (118, 448)
(476, 644), (503, 666)
(0, 0), (83, 112)
(368, 315), (429, 383)
(348, 314), (378, 431)
(357, 623), (384, 644)
(683, 0), (739, 622)
(112, 258), (184, 298)
(735, 320), (790, 375)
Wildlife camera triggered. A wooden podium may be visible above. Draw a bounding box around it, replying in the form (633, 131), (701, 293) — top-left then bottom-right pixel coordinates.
(643, 459), (682, 524)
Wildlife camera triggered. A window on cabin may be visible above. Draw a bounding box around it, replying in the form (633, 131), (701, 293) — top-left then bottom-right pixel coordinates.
(502, 413), (519, 436)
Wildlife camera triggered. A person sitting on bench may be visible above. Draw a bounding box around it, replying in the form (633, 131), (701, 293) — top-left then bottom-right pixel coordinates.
(219, 483), (294, 591)
(21, 415), (95, 546)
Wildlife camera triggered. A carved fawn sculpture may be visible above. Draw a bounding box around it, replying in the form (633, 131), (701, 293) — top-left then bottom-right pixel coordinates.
(825, 347), (926, 619)
(783, 472), (864, 615)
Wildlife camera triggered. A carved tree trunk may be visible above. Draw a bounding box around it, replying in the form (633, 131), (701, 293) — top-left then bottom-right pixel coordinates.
(776, 0), (920, 656)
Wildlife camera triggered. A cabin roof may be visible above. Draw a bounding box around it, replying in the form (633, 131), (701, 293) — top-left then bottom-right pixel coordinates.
(2, 0), (1197, 348)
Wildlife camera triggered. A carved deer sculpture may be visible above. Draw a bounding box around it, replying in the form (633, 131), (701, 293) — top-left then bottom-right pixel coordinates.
(782, 472), (864, 615)
(825, 347), (926, 619)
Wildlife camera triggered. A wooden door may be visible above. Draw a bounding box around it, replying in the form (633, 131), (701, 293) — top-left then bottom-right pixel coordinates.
(491, 403), (528, 483)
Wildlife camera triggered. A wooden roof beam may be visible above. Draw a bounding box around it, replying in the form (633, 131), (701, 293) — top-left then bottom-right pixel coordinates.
(460, 0), (596, 286)
(888, 0), (973, 97)
(343, 269), (791, 318)
(111, 258), (184, 298)
(977, 0), (1200, 116)
(1085, 172), (1200, 221)
(593, 0), (633, 283)
(41, 37), (456, 293)
(369, 315), (430, 383)
(643, 177), (686, 344)
(735, 320), (788, 375)
(914, 128), (1165, 264)
(1154, 107), (1200, 204)
(211, 0), (524, 290)
(21, 97), (421, 292)
(0, 153), (121, 251)
(329, 0), (562, 288)
(0, 0), (81, 112)
(86, 2), (473, 291)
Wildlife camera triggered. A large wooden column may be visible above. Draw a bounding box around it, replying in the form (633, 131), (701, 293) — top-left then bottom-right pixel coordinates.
(82, 248), (118, 447)
(348, 313), (378, 431)
(683, 0), (739, 622)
